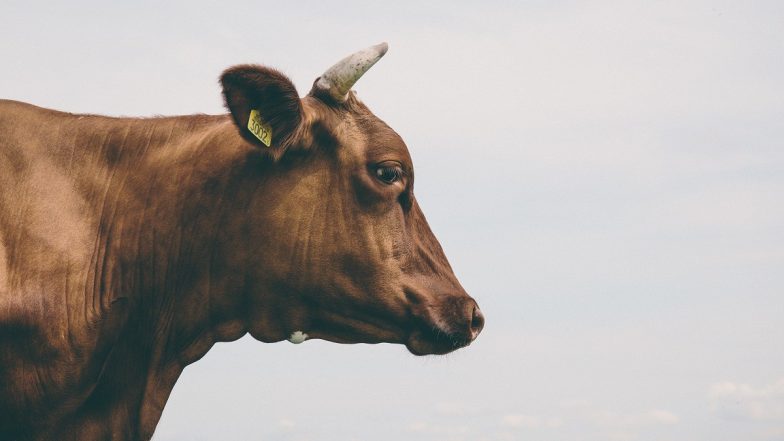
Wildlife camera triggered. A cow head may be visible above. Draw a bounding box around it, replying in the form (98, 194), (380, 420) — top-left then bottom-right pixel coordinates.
(218, 43), (483, 355)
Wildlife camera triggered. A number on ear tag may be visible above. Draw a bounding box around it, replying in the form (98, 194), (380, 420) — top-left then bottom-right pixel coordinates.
(247, 109), (272, 147)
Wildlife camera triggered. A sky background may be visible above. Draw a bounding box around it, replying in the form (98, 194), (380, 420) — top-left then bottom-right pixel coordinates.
(2, 1), (783, 440)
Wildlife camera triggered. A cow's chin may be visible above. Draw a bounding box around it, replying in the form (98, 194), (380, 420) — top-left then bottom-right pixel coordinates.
(305, 329), (469, 356)
(261, 310), (477, 356)
(297, 325), (462, 356)
(404, 327), (473, 356)
(304, 324), (405, 347)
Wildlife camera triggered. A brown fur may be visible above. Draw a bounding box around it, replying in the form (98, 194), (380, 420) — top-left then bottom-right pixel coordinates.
(0, 59), (483, 440)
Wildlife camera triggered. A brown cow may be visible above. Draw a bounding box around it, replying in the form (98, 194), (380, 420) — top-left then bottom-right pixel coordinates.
(0, 43), (483, 440)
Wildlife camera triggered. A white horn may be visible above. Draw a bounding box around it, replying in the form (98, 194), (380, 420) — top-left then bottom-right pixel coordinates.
(314, 42), (388, 103)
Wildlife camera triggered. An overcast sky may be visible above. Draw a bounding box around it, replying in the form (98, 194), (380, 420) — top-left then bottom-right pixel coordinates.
(3, 1), (783, 440)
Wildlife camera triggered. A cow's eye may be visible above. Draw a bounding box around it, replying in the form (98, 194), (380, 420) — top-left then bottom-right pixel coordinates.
(375, 164), (404, 184)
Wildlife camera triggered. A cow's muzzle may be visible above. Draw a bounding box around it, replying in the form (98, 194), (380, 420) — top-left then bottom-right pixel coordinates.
(405, 294), (484, 356)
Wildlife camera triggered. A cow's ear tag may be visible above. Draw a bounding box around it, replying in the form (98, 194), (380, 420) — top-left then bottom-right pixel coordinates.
(247, 109), (273, 147)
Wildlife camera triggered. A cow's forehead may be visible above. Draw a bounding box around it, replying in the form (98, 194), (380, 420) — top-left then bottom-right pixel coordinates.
(303, 95), (411, 165)
(355, 110), (409, 162)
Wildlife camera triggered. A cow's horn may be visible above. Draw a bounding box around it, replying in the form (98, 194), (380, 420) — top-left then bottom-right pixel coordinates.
(314, 42), (388, 103)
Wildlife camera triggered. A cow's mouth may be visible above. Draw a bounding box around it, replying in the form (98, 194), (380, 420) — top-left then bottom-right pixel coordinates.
(405, 326), (475, 356)
(405, 304), (484, 356)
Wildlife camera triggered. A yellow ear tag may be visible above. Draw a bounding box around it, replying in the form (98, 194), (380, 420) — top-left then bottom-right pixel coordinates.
(247, 109), (272, 147)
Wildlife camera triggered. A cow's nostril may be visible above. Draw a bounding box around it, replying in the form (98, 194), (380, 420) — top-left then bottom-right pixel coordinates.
(470, 305), (484, 339)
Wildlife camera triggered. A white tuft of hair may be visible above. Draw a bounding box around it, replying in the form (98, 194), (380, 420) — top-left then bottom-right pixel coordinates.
(288, 331), (308, 344)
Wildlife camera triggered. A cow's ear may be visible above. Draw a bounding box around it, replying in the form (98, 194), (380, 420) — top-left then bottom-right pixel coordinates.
(220, 65), (303, 159)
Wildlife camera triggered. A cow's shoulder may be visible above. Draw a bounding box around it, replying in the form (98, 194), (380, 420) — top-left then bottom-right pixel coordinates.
(0, 101), (134, 431)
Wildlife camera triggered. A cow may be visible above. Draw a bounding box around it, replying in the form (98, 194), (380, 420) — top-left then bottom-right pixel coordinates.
(0, 43), (484, 440)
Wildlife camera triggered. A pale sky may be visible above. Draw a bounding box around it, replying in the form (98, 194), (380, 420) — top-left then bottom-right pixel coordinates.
(2, 1), (783, 440)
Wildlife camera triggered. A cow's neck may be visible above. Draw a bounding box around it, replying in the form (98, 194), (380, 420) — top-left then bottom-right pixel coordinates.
(58, 115), (278, 439)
